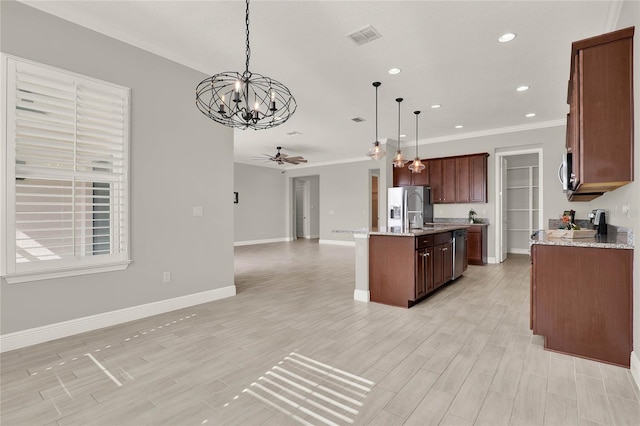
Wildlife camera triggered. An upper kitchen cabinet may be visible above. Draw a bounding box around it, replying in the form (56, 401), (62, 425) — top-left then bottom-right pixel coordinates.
(430, 158), (456, 203)
(393, 165), (413, 187)
(393, 153), (488, 204)
(393, 162), (430, 187)
(565, 27), (635, 201)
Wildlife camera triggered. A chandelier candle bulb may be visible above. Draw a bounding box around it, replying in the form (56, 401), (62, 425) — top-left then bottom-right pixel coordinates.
(219, 95), (226, 114)
(234, 81), (241, 102)
(270, 92), (276, 111)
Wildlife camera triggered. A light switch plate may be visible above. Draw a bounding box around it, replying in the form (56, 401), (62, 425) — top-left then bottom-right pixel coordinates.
(193, 206), (203, 217)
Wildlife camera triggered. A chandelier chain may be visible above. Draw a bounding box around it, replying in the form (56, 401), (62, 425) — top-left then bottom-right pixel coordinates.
(245, 0), (251, 75)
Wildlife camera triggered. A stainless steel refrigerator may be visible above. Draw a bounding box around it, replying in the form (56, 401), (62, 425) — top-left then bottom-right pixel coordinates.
(388, 186), (434, 229)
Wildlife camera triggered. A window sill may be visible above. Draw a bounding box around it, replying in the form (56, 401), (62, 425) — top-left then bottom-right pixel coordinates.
(2, 260), (131, 284)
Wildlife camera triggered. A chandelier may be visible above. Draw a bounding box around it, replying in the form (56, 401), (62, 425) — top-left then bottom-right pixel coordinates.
(367, 82), (386, 160)
(392, 97), (409, 167)
(195, 0), (296, 130)
(408, 111), (426, 173)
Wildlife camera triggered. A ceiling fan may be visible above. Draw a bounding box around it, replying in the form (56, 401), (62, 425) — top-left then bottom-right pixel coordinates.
(261, 146), (307, 165)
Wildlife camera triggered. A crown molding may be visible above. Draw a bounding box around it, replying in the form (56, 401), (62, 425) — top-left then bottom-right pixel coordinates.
(409, 119), (566, 147)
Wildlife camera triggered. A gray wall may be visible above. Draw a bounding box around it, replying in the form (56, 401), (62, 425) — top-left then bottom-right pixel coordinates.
(287, 161), (378, 242)
(1, 1), (235, 334)
(234, 163), (287, 243)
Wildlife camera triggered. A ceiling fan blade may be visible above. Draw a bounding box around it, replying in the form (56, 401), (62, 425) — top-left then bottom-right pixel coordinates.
(286, 156), (305, 161)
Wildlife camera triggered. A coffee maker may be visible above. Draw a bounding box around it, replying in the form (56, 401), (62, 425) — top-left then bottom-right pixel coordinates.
(588, 209), (607, 235)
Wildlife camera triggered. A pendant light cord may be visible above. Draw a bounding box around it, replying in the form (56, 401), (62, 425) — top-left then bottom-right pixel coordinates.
(375, 84), (379, 143)
(245, 0), (251, 75)
(397, 98), (402, 150)
(415, 111), (420, 156)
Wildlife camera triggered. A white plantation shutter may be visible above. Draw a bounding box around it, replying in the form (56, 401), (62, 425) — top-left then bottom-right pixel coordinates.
(2, 56), (130, 282)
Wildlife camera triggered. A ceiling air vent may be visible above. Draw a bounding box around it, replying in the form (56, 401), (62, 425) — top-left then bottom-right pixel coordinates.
(346, 25), (382, 46)
(351, 117), (366, 123)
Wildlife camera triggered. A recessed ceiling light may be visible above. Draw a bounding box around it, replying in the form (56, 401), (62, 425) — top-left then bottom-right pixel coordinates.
(516, 85), (530, 92)
(525, 113), (536, 118)
(430, 104), (441, 109)
(498, 33), (517, 43)
(388, 68), (402, 75)
(455, 125), (464, 129)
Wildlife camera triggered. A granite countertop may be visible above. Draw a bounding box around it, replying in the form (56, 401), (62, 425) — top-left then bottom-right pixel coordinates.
(369, 225), (470, 237)
(530, 229), (633, 250)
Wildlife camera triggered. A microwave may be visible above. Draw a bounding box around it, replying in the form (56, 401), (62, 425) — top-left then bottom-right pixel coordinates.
(558, 152), (574, 192)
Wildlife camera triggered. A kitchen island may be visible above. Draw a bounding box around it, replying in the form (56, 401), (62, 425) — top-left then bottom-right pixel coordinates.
(368, 225), (469, 308)
(530, 230), (634, 367)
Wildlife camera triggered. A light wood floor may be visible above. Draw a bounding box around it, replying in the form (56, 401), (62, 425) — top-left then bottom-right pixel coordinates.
(1, 239), (639, 425)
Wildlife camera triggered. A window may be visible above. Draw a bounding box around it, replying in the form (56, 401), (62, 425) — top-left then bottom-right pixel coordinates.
(1, 56), (130, 283)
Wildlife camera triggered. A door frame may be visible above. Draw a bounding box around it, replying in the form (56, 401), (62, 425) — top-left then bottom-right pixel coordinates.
(369, 169), (380, 229)
(289, 175), (319, 241)
(494, 147), (544, 263)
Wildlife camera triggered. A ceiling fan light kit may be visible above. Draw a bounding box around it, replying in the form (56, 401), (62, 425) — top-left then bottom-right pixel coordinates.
(367, 81), (386, 160)
(408, 110), (425, 173)
(195, 0), (296, 130)
(392, 97), (409, 168)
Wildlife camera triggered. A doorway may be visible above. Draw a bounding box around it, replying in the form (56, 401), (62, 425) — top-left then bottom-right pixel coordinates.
(295, 180), (309, 239)
(495, 148), (543, 262)
(292, 176), (319, 240)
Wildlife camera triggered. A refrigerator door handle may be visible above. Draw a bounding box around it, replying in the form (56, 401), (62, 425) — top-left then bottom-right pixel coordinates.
(403, 190), (408, 230)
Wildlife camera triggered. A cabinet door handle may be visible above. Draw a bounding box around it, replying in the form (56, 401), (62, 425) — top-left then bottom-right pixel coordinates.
(443, 248), (448, 251)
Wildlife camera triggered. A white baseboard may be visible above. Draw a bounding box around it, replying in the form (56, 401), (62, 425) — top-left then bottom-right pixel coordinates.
(0, 285), (236, 353)
(631, 351), (640, 391)
(318, 239), (356, 246)
(354, 289), (370, 302)
(234, 237), (291, 246)
(488, 256), (497, 264)
(508, 248), (530, 255)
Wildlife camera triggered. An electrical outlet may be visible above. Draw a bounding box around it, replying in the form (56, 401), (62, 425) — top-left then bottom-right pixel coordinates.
(163, 272), (171, 283)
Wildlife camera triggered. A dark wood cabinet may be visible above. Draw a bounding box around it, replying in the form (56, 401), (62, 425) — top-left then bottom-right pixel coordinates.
(429, 158), (456, 203)
(369, 231), (456, 308)
(433, 232), (453, 288)
(415, 246), (433, 298)
(394, 153), (488, 204)
(456, 156), (470, 202)
(531, 244), (633, 367)
(565, 27), (634, 201)
(412, 164), (430, 186)
(434, 241), (453, 289)
(441, 159), (456, 203)
(392, 164), (429, 187)
(467, 225), (487, 265)
(469, 154), (488, 203)
(393, 165), (412, 187)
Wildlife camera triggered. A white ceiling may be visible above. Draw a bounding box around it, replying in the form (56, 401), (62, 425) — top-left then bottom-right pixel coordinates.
(21, 0), (620, 168)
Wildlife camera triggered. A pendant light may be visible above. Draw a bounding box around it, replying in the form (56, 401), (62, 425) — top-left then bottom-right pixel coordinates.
(195, 0), (296, 130)
(367, 82), (386, 160)
(408, 111), (425, 173)
(392, 97), (408, 168)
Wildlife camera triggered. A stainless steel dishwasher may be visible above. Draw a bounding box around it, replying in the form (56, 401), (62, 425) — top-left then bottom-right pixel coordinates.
(452, 229), (467, 279)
